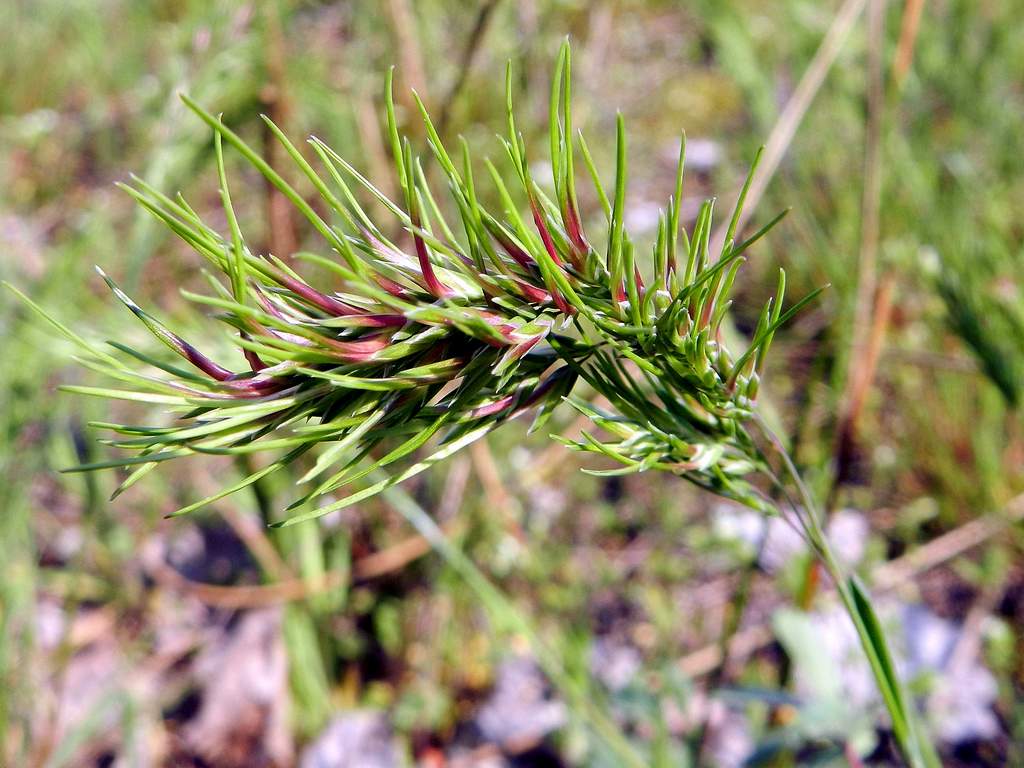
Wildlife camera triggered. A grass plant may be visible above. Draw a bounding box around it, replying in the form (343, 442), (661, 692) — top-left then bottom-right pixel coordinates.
(7, 39), (943, 767)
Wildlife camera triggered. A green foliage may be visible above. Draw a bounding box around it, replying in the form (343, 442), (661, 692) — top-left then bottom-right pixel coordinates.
(14, 42), (807, 527)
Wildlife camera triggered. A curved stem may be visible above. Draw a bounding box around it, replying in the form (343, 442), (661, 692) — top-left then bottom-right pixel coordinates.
(755, 416), (939, 768)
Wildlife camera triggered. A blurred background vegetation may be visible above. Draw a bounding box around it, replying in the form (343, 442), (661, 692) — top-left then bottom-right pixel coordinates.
(1, 0), (1022, 766)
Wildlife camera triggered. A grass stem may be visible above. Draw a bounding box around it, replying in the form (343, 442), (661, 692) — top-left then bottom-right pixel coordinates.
(757, 416), (940, 768)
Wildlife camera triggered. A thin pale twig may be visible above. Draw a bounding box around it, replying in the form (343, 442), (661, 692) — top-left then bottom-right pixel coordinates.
(471, 440), (525, 542)
(260, 1), (298, 258)
(892, 0), (926, 89)
(834, 277), (894, 493)
(803, 0), (888, 611)
(679, 494), (1024, 678)
(139, 521), (465, 609)
(386, 0), (428, 104)
(222, 507), (293, 581)
(710, 0), (868, 259)
(837, 0), (887, 465)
